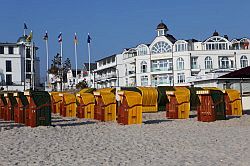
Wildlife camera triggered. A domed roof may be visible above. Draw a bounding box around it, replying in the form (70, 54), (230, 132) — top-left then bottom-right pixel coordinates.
(213, 30), (219, 36)
(17, 35), (28, 43)
(157, 22), (168, 30)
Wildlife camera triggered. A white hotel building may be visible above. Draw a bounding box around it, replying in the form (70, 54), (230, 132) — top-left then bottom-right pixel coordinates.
(95, 22), (250, 89)
(0, 36), (40, 91)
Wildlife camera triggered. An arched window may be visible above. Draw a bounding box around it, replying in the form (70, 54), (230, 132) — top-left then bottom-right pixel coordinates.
(151, 41), (172, 54)
(205, 56), (213, 69)
(137, 44), (149, 56)
(240, 55), (248, 68)
(175, 40), (188, 52)
(176, 57), (184, 70)
(220, 57), (229, 69)
(204, 36), (229, 50)
(141, 61), (147, 73)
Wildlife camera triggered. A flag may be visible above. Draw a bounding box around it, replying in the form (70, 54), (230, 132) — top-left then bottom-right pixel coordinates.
(43, 31), (48, 40)
(24, 23), (28, 29)
(58, 32), (62, 43)
(87, 33), (91, 44)
(74, 33), (78, 44)
(26, 31), (33, 42)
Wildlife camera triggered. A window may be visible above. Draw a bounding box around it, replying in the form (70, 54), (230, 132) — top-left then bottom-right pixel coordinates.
(141, 76), (148, 86)
(191, 57), (198, 69)
(240, 55), (248, 68)
(175, 41), (187, 52)
(6, 74), (12, 85)
(141, 61), (147, 73)
(6, 61), (12, 72)
(151, 41), (172, 54)
(176, 57), (184, 70)
(177, 73), (185, 83)
(0, 46), (4, 54)
(137, 45), (148, 56)
(26, 60), (31, 72)
(151, 59), (172, 72)
(125, 64), (128, 76)
(205, 56), (213, 69)
(26, 47), (31, 58)
(125, 78), (128, 86)
(219, 57), (229, 69)
(239, 38), (250, 50)
(205, 36), (229, 50)
(8, 47), (14, 54)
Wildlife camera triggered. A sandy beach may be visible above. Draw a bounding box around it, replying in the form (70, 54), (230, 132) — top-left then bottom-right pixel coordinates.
(1, 112), (250, 166)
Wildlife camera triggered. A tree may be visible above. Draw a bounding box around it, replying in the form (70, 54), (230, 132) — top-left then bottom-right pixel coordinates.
(48, 53), (72, 90)
(63, 58), (71, 82)
(76, 79), (88, 89)
(48, 53), (61, 75)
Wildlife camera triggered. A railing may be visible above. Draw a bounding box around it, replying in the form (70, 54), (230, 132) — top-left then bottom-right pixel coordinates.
(151, 80), (171, 86)
(151, 67), (172, 72)
(191, 64), (200, 69)
(95, 73), (117, 81)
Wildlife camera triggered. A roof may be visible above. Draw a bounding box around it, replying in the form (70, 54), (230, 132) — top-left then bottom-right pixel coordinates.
(17, 35), (28, 43)
(71, 69), (82, 77)
(219, 66), (250, 78)
(164, 34), (177, 43)
(83, 63), (97, 71)
(96, 54), (116, 62)
(0, 43), (19, 46)
(213, 30), (219, 36)
(185, 39), (199, 42)
(157, 22), (168, 30)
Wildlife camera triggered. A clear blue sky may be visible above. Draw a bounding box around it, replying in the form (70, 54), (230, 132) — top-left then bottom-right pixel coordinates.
(1, 0), (250, 80)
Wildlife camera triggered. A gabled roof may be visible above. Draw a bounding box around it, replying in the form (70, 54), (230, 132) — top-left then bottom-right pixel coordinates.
(164, 34), (177, 43)
(219, 66), (250, 78)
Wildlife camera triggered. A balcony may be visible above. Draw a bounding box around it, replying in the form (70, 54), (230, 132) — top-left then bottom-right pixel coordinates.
(128, 70), (136, 77)
(191, 64), (201, 73)
(151, 67), (172, 72)
(151, 80), (171, 86)
(95, 73), (117, 81)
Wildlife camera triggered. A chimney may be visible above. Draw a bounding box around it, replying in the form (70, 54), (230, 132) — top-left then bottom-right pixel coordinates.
(224, 35), (229, 40)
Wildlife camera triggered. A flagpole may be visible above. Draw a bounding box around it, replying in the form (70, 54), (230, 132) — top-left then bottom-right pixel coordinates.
(31, 42), (35, 90)
(45, 31), (49, 85)
(60, 37), (63, 91)
(74, 33), (78, 86)
(87, 33), (91, 86)
(24, 44), (26, 91)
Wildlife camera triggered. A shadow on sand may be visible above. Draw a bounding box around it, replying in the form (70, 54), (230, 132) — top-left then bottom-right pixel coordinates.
(0, 122), (25, 130)
(52, 120), (96, 127)
(143, 119), (171, 124)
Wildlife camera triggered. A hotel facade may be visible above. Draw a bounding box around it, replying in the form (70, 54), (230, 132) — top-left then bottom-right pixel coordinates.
(94, 22), (250, 90)
(0, 36), (40, 91)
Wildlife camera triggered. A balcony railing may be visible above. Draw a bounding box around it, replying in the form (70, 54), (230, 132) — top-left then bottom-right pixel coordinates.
(191, 64), (200, 69)
(151, 80), (171, 86)
(95, 73), (117, 81)
(151, 67), (172, 72)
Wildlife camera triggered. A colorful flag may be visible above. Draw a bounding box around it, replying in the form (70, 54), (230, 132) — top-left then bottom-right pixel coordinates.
(26, 31), (33, 42)
(58, 33), (62, 43)
(43, 31), (48, 40)
(87, 34), (91, 44)
(24, 23), (28, 29)
(74, 33), (78, 44)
